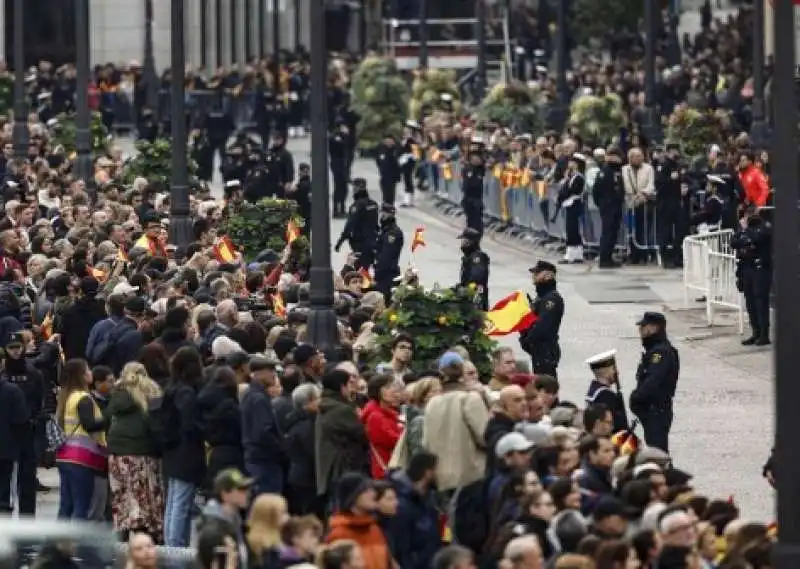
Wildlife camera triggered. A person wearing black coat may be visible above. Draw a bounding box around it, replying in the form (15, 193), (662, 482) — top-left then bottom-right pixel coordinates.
(55, 277), (107, 361)
(162, 347), (207, 548)
(198, 367), (244, 487)
(284, 383), (319, 516)
(0, 369), (28, 513)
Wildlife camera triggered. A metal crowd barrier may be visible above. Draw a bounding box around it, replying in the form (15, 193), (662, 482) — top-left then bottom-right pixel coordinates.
(426, 158), (659, 258)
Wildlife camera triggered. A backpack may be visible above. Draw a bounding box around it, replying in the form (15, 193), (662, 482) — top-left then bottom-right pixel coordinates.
(452, 478), (490, 554)
(89, 319), (127, 367)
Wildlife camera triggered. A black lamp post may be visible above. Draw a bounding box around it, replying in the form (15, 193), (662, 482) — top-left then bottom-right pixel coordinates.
(12, 0), (27, 160)
(772, 0), (800, 567)
(476, 0), (487, 99)
(419, 0), (429, 69)
(642, 0), (661, 144)
(272, 0), (281, 81)
(551, 0), (569, 131)
(143, 0), (158, 111)
(169, 0), (193, 252)
(305, 0), (338, 351)
(75, 0), (92, 183)
(750, 0), (770, 147)
(259, 0), (266, 58)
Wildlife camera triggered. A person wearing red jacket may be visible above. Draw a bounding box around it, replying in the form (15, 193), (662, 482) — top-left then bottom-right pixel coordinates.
(361, 374), (403, 479)
(738, 151), (770, 208)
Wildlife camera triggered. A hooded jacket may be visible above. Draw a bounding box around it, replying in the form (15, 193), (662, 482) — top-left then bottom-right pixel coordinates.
(326, 512), (391, 569)
(361, 400), (402, 479)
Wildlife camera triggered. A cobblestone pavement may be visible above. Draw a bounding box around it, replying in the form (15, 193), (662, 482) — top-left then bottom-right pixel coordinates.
(35, 137), (774, 521)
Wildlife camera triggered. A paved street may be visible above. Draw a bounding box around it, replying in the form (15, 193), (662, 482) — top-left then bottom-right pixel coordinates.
(33, 136), (773, 521)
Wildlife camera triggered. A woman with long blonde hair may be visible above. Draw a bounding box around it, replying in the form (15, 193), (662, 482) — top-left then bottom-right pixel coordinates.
(247, 494), (290, 568)
(106, 362), (165, 541)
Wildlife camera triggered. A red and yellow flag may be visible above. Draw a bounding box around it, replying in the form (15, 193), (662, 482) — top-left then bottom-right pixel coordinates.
(117, 248), (129, 263)
(442, 162), (453, 181)
(411, 226), (426, 253)
(89, 267), (107, 283)
(484, 291), (536, 337)
(212, 235), (237, 263)
(359, 267), (373, 289)
(40, 311), (53, 341)
(519, 168), (532, 188)
(272, 293), (287, 317)
(286, 220), (301, 245)
(611, 429), (640, 456)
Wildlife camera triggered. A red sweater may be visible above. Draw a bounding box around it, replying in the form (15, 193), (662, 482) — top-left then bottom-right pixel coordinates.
(361, 400), (402, 479)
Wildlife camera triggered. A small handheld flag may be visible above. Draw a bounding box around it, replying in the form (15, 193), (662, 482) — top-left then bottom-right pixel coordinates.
(411, 226), (426, 253)
(359, 267), (373, 289)
(272, 293), (287, 317)
(286, 220), (301, 245)
(484, 291), (537, 337)
(212, 235), (237, 263)
(40, 311), (53, 341)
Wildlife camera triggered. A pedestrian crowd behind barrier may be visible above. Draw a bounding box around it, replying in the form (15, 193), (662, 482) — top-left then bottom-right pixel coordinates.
(425, 156), (658, 257)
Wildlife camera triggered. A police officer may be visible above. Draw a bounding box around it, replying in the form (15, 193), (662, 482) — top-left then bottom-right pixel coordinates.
(329, 121), (351, 218)
(205, 106), (235, 169)
(462, 148), (486, 236)
(191, 128), (214, 182)
(629, 312), (679, 453)
(266, 131), (295, 199)
(458, 227), (490, 311)
(374, 204), (404, 303)
(519, 261), (564, 377)
(288, 163), (312, 238)
(731, 206), (772, 346)
(585, 349), (629, 434)
(221, 138), (250, 185)
(655, 143), (687, 268)
(2, 331), (43, 515)
(335, 178), (379, 270)
(137, 108), (159, 142)
(592, 146), (625, 268)
(375, 134), (401, 205)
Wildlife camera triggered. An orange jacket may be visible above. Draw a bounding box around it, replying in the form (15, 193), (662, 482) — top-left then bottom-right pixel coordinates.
(326, 513), (391, 569)
(739, 165), (770, 207)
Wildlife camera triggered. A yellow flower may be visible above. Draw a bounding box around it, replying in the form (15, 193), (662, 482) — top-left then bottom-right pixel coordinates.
(388, 313), (399, 323)
(468, 283), (477, 291)
(437, 315), (448, 325)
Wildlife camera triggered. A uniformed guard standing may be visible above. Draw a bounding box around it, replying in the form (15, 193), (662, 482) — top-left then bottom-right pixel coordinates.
(519, 261), (564, 377)
(458, 227), (490, 311)
(376, 135), (401, 205)
(585, 349), (629, 434)
(731, 206), (772, 346)
(334, 178), (379, 270)
(592, 147), (625, 268)
(557, 153), (587, 264)
(374, 204), (404, 303)
(629, 312), (679, 453)
(655, 143), (688, 268)
(329, 121), (352, 218)
(461, 149), (486, 236)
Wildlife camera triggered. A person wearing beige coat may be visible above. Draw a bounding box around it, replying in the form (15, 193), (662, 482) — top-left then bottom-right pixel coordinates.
(422, 382), (491, 492)
(622, 148), (657, 262)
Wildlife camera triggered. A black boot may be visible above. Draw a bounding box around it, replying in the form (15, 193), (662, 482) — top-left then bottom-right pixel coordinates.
(742, 334), (759, 346)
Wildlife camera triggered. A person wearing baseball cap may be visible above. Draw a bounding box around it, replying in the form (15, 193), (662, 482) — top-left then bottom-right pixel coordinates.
(199, 468), (253, 550)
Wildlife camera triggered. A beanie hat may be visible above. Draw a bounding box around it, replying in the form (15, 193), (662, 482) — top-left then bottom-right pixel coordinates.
(336, 472), (373, 513)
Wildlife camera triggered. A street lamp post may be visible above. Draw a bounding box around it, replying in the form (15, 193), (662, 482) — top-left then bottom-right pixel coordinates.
(12, 0), (27, 161)
(642, 0), (661, 144)
(750, 0), (770, 147)
(305, 0), (338, 352)
(476, 0), (487, 99)
(75, 0), (92, 183)
(169, 0), (193, 252)
(551, 0), (569, 130)
(143, 0), (158, 111)
(772, 0), (800, 567)
(419, 0), (428, 69)
(272, 0), (281, 83)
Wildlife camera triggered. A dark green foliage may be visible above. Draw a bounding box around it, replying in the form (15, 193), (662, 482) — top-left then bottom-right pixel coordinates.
(569, 0), (644, 44)
(120, 139), (197, 186)
(50, 112), (110, 156)
(371, 284), (497, 379)
(479, 81), (544, 133)
(221, 198), (308, 260)
(350, 56), (410, 150)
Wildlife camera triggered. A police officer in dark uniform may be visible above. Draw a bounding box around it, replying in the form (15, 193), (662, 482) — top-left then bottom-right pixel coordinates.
(335, 178), (379, 270)
(329, 121), (351, 218)
(731, 206), (772, 346)
(2, 331), (43, 515)
(191, 128), (214, 182)
(592, 147), (625, 268)
(288, 163), (312, 238)
(376, 135), (401, 205)
(629, 312), (679, 453)
(655, 143), (687, 268)
(585, 349), (629, 434)
(458, 227), (490, 311)
(374, 204), (404, 303)
(137, 108), (159, 142)
(265, 131), (295, 199)
(519, 261), (564, 377)
(462, 148), (486, 236)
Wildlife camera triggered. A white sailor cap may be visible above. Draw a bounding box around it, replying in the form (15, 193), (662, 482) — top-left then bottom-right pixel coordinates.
(405, 119), (420, 129)
(46, 118), (59, 128)
(586, 349), (617, 370)
(707, 174), (725, 185)
(535, 65), (548, 74)
(571, 152), (588, 163)
(224, 180), (242, 189)
(440, 93), (454, 102)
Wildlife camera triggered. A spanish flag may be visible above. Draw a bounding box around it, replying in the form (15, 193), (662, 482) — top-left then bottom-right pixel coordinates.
(286, 220), (301, 245)
(272, 293), (287, 317)
(134, 234), (163, 257)
(519, 168), (532, 188)
(40, 311), (53, 341)
(411, 226), (426, 253)
(89, 267), (107, 282)
(442, 162), (453, 181)
(611, 428), (640, 456)
(359, 267), (373, 289)
(484, 291), (536, 336)
(212, 235), (237, 263)
(492, 163), (503, 178)
(117, 248), (129, 263)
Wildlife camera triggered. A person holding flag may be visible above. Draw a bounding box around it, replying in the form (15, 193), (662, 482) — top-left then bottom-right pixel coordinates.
(410, 226), (426, 253)
(585, 349), (629, 434)
(457, 227), (490, 311)
(131, 212), (167, 258)
(518, 261), (564, 377)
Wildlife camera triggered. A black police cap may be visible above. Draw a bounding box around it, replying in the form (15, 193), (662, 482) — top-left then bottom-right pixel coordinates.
(529, 260), (557, 274)
(636, 311), (667, 327)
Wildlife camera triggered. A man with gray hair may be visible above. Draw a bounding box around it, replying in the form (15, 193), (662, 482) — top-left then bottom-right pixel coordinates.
(503, 535), (544, 569)
(285, 382), (321, 515)
(432, 545), (476, 569)
(215, 299), (238, 329)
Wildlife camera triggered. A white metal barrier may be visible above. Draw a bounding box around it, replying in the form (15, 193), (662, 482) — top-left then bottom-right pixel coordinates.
(681, 229), (744, 332)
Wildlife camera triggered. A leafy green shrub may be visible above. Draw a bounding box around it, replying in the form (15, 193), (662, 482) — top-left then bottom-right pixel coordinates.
(568, 93), (627, 146)
(479, 81), (544, 133)
(408, 68), (461, 121)
(351, 56), (410, 150)
(222, 198), (307, 260)
(120, 139), (197, 186)
(665, 105), (733, 159)
(50, 112), (109, 156)
(371, 284), (497, 380)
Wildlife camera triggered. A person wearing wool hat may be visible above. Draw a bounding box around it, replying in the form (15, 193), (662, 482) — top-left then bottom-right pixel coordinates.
(326, 472), (392, 569)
